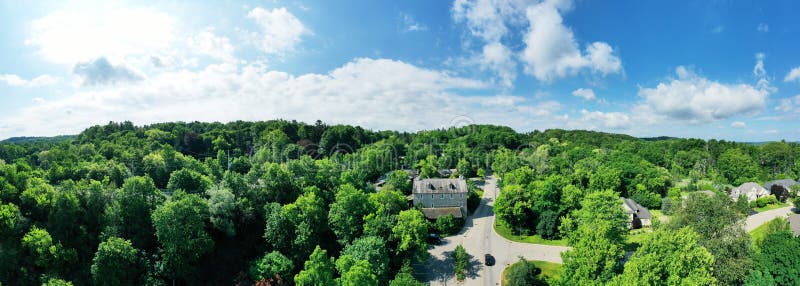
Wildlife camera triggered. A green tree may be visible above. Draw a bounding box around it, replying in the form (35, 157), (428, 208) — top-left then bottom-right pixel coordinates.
(559, 225), (624, 286)
(151, 192), (214, 282)
(416, 155), (438, 179)
(717, 148), (760, 185)
(249, 251), (294, 282)
(90, 237), (143, 286)
(494, 184), (534, 233)
(383, 170), (412, 194)
(453, 244), (468, 281)
(749, 230), (800, 285)
(456, 158), (473, 178)
(616, 228), (716, 286)
(166, 169), (212, 194)
(294, 246), (336, 286)
(336, 255), (378, 286)
(21, 226), (76, 276)
(328, 184), (374, 245)
(505, 258), (544, 286)
(391, 209), (429, 263)
(341, 236), (389, 284)
(560, 189), (627, 245)
(41, 278), (73, 286)
(112, 176), (165, 250)
(206, 185), (236, 236)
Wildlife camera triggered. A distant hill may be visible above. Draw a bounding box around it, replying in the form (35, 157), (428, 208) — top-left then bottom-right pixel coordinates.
(1, 135), (76, 144)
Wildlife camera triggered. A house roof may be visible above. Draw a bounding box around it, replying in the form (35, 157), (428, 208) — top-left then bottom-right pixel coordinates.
(789, 214), (800, 236)
(765, 179), (799, 190)
(730, 182), (770, 200)
(421, 207), (463, 219)
(413, 178), (468, 194)
(621, 198), (652, 219)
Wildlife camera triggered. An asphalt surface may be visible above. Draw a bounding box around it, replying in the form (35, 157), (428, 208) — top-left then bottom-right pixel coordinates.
(745, 204), (796, 231)
(417, 176), (570, 286)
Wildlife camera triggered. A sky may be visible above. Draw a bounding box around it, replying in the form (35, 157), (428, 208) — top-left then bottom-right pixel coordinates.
(1, 0), (799, 141)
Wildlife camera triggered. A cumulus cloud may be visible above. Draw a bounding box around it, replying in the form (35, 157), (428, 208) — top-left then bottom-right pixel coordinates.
(635, 66), (770, 123)
(26, 7), (174, 64)
(520, 0), (621, 82)
(785, 67), (800, 83)
(731, 121), (746, 128)
(1, 58), (591, 139)
(187, 29), (235, 62)
(572, 109), (630, 130)
(0, 74), (60, 87)
(247, 7), (308, 54)
(571, 88), (596, 101)
(480, 42), (516, 87)
(73, 57), (144, 85)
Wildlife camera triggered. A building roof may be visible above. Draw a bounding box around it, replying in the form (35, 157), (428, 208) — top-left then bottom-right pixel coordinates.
(765, 179), (799, 190)
(789, 214), (800, 236)
(730, 182), (770, 201)
(421, 207), (463, 219)
(621, 198), (652, 219)
(413, 178), (468, 194)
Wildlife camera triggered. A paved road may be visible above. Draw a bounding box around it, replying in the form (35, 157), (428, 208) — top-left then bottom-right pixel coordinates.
(745, 205), (796, 231)
(417, 176), (570, 286)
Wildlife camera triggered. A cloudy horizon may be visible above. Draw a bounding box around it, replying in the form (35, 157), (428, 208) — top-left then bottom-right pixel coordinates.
(1, 0), (799, 141)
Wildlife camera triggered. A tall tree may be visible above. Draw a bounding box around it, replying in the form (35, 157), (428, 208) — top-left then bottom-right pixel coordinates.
(90, 237), (143, 286)
(151, 192), (214, 283)
(615, 228), (715, 286)
(391, 209), (428, 263)
(294, 246), (336, 286)
(328, 184), (375, 245)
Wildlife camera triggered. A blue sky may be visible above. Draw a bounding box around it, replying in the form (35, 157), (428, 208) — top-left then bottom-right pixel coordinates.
(1, 0), (799, 141)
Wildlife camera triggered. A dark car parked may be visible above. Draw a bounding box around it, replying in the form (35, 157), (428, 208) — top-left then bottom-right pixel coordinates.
(427, 233), (441, 245)
(484, 254), (495, 266)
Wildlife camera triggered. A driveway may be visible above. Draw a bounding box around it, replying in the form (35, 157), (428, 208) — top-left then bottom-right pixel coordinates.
(417, 176), (571, 286)
(745, 205), (796, 231)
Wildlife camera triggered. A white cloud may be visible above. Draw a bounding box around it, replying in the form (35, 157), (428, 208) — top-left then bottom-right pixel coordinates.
(731, 121), (746, 128)
(0, 74), (60, 87)
(520, 0), (621, 82)
(247, 7), (308, 54)
(73, 57), (144, 86)
(26, 6), (175, 64)
(635, 66), (770, 123)
(480, 42), (516, 87)
(573, 109), (630, 129)
(775, 95), (800, 112)
(753, 53), (766, 78)
(187, 29), (235, 62)
(785, 67), (800, 83)
(400, 12), (427, 32)
(757, 23), (769, 33)
(571, 88), (596, 101)
(1, 58), (597, 139)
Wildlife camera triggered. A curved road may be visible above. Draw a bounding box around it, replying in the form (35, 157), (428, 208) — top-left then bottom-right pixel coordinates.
(417, 176), (570, 286)
(745, 205), (795, 231)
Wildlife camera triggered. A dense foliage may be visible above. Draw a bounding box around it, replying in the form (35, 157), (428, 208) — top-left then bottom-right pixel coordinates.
(1, 120), (800, 285)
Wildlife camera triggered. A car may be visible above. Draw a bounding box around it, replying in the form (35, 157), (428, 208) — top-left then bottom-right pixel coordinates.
(484, 254), (495, 266)
(427, 233), (441, 245)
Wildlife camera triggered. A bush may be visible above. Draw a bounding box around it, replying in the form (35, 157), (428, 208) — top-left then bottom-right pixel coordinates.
(467, 190), (482, 213)
(434, 214), (463, 236)
(661, 197), (674, 215)
(535, 210), (560, 239)
(793, 196), (800, 209)
(505, 257), (545, 286)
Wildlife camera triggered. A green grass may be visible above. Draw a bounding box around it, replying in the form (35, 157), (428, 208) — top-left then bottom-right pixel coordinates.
(624, 230), (653, 251)
(749, 220), (771, 245)
(753, 202), (789, 213)
(501, 260), (562, 285)
(493, 222), (568, 246)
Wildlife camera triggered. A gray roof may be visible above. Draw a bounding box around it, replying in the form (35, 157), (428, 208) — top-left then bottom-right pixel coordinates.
(421, 207), (463, 219)
(730, 182), (770, 201)
(765, 179), (799, 190)
(413, 178), (468, 194)
(789, 214), (800, 236)
(622, 198), (652, 219)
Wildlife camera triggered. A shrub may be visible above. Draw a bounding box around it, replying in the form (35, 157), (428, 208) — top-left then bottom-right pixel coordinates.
(505, 257), (545, 286)
(453, 245), (468, 281)
(434, 215), (463, 236)
(535, 210), (560, 239)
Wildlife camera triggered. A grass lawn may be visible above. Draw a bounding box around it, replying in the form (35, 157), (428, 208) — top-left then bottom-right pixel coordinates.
(749, 220), (771, 244)
(753, 202), (789, 213)
(494, 222), (568, 246)
(624, 229), (653, 251)
(501, 260), (562, 286)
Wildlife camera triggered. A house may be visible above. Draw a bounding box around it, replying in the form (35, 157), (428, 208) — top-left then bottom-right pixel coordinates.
(765, 179), (799, 202)
(729, 182), (770, 202)
(789, 214), (800, 237)
(412, 178), (468, 220)
(621, 197), (652, 229)
(375, 169), (418, 188)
